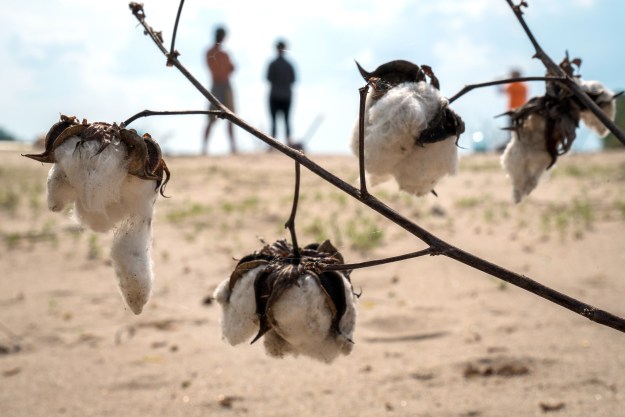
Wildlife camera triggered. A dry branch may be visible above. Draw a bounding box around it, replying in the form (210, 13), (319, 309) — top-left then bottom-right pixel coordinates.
(127, 2), (625, 335)
(506, 0), (625, 146)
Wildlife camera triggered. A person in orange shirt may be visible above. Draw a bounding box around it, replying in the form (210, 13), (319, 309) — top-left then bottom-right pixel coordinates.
(497, 69), (528, 150)
(203, 27), (237, 155)
(504, 69), (528, 111)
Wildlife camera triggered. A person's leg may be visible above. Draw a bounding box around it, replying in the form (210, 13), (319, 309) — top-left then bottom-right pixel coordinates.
(203, 117), (214, 155)
(283, 99), (292, 145)
(269, 98), (278, 138)
(227, 121), (237, 154)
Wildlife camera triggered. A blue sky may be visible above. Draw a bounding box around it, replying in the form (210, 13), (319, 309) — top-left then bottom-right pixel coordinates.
(1, 0), (623, 155)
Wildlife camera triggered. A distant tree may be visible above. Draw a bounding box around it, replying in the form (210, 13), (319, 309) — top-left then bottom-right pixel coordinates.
(604, 94), (625, 149)
(0, 126), (16, 141)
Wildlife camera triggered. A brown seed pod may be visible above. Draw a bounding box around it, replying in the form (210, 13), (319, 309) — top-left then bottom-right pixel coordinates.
(142, 133), (171, 197)
(23, 116), (170, 196)
(23, 114), (81, 163)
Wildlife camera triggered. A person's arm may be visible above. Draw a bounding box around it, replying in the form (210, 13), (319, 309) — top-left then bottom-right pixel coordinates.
(267, 62), (275, 83)
(225, 52), (235, 74)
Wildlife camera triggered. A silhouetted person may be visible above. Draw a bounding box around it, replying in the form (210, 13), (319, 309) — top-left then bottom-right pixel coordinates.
(266, 40), (296, 146)
(203, 26), (237, 155)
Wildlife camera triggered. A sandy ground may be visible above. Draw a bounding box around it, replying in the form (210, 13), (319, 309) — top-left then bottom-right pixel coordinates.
(1, 147), (625, 417)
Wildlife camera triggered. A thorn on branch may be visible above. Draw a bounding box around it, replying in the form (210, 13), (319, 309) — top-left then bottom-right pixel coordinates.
(154, 31), (164, 44)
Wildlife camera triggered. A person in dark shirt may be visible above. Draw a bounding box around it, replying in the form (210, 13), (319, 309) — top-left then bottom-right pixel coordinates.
(266, 40), (296, 146)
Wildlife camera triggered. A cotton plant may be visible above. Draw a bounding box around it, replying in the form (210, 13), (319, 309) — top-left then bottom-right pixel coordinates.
(350, 60), (465, 197)
(501, 56), (619, 203)
(214, 239), (358, 363)
(24, 115), (170, 314)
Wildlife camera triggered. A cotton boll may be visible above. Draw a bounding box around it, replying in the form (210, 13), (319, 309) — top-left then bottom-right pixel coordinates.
(214, 266), (265, 346)
(28, 118), (169, 315)
(350, 82), (459, 195)
(266, 273), (357, 363)
(217, 240), (357, 362)
(46, 164), (76, 212)
(351, 82), (439, 179)
(392, 136), (458, 196)
(501, 114), (553, 203)
(579, 80), (616, 137)
(110, 215), (154, 314)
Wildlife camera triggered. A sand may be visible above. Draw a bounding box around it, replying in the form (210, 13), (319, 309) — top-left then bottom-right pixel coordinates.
(1, 147), (624, 417)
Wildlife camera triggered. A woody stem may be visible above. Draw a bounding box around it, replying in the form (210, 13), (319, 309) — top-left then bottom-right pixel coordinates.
(448, 76), (564, 104)
(358, 84), (370, 198)
(168, 0), (185, 62)
(285, 161), (302, 261)
(320, 248), (435, 272)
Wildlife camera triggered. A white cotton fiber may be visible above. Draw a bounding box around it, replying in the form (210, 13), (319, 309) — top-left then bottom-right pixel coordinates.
(350, 82), (458, 196)
(54, 137), (129, 228)
(46, 133), (160, 314)
(111, 215), (154, 314)
(263, 273), (356, 363)
(46, 164), (76, 212)
(214, 266), (265, 346)
(501, 114), (553, 203)
(579, 80), (617, 137)
(392, 136), (458, 196)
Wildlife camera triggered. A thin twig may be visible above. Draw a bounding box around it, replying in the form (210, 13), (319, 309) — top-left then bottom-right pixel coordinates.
(129, 3), (224, 111)
(129, 4), (625, 335)
(448, 76), (564, 104)
(123, 109), (223, 126)
(358, 85), (370, 197)
(167, 0), (185, 66)
(285, 161), (302, 261)
(505, 0), (625, 145)
(320, 248), (435, 272)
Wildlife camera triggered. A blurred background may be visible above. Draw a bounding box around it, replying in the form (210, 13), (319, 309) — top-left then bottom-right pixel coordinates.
(1, 0), (623, 155)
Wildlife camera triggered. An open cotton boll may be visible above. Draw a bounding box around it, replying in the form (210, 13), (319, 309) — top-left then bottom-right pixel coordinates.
(350, 82), (442, 179)
(579, 80), (616, 137)
(350, 81), (459, 195)
(110, 215), (154, 314)
(392, 136), (458, 196)
(214, 266), (265, 346)
(53, 135), (160, 313)
(216, 240), (356, 362)
(263, 272), (357, 363)
(25, 117), (171, 315)
(501, 114), (553, 203)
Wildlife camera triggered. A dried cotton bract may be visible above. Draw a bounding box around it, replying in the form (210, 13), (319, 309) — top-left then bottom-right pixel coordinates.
(24, 115), (170, 314)
(214, 240), (357, 363)
(351, 60), (464, 196)
(501, 56), (619, 203)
